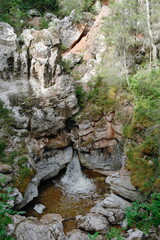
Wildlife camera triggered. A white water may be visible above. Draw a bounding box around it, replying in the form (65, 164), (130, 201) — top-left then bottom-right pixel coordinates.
(61, 152), (96, 196)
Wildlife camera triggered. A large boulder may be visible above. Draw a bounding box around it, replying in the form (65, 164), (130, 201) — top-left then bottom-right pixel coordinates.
(9, 214), (66, 240)
(90, 193), (131, 225)
(76, 213), (110, 233)
(106, 170), (140, 201)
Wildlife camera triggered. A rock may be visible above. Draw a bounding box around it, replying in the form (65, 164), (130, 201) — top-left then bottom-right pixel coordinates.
(27, 9), (41, 17)
(10, 188), (23, 206)
(67, 229), (89, 240)
(10, 214), (66, 240)
(106, 170), (139, 201)
(125, 229), (145, 240)
(0, 173), (12, 187)
(17, 147), (73, 208)
(0, 163), (12, 173)
(102, 193), (131, 209)
(0, 22), (17, 79)
(62, 53), (83, 68)
(79, 145), (123, 171)
(34, 204), (46, 214)
(90, 193), (131, 224)
(58, 10), (86, 48)
(76, 213), (110, 233)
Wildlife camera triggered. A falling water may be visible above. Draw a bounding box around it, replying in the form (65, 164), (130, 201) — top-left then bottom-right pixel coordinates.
(61, 152), (96, 196)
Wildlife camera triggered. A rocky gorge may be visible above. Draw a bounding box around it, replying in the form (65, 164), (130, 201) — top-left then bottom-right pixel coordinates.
(0, 1), (160, 240)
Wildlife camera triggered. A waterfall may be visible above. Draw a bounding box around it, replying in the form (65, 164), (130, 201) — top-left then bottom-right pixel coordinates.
(61, 152), (95, 196)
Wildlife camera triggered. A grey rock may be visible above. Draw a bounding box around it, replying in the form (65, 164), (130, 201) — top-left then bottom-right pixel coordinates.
(11, 215), (66, 240)
(27, 9), (41, 17)
(17, 147), (73, 208)
(106, 171), (139, 201)
(102, 193), (131, 209)
(90, 194), (131, 224)
(0, 163), (12, 173)
(67, 229), (89, 240)
(76, 213), (110, 233)
(34, 204), (46, 214)
(58, 10), (85, 48)
(0, 22), (17, 79)
(62, 53), (83, 68)
(79, 145), (123, 171)
(126, 229), (145, 240)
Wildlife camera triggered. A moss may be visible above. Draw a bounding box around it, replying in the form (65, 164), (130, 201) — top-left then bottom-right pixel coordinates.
(81, 138), (94, 147)
(13, 167), (34, 195)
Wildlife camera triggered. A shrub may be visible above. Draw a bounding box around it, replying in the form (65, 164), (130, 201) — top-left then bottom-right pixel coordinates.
(126, 193), (160, 234)
(0, 176), (25, 239)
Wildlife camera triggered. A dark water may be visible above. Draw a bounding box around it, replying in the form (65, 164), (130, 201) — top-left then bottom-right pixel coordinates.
(22, 168), (109, 233)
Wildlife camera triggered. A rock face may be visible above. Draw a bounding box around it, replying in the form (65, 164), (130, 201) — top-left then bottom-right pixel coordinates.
(58, 11), (86, 49)
(17, 146), (73, 208)
(106, 169), (139, 201)
(71, 115), (124, 170)
(0, 22), (17, 79)
(9, 214), (66, 240)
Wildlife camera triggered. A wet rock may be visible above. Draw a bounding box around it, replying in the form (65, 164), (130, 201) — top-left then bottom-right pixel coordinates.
(34, 204), (46, 214)
(106, 170), (139, 201)
(0, 163), (12, 173)
(76, 213), (110, 233)
(10, 214), (66, 240)
(17, 147), (73, 208)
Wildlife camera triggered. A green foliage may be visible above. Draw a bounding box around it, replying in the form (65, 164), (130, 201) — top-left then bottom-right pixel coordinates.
(75, 86), (86, 108)
(106, 228), (124, 240)
(88, 232), (99, 240)
(0, 101), (15, 136)
(124, 67), (160, 193)
(38, 17), (49, 30)
(0, 176), (25, 240)
(88, 228), (124, 240)
(126, 193), (160, 233)
(58, 0), (94, 22)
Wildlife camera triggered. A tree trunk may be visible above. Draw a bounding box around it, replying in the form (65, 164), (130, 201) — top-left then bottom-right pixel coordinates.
(145, 0), (157, 64)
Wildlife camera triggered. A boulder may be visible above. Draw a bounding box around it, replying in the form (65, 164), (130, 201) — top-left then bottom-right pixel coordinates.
(76, 213), (110, 233)
(67, 229), (89, 240)
(33, 204), (46, 214)
(0, 163), (12, 173)
(10, 214), (66, 240)
(90, 193), (131, 224)
(106, 170), (139, 201)
(125, 229), (145, 240)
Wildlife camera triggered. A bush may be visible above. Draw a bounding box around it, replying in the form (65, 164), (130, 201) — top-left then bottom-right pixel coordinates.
(0, 176), (25, 239)
(58, 0), (94, 22)
(126, 193), (160, 233)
